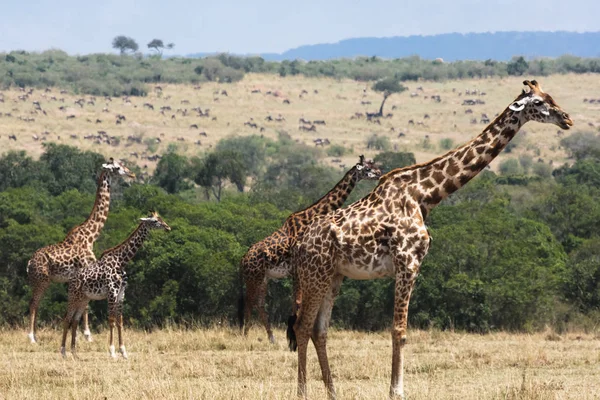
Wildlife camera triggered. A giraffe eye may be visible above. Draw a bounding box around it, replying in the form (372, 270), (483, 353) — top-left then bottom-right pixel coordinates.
(533, 99), (543, 106)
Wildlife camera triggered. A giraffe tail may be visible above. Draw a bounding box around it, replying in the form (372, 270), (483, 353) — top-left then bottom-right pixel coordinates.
(286, 313), (297, 352)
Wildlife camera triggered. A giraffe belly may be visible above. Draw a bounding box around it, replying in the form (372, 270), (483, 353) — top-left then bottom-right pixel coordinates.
(86, 289), (108, 301)
(337, 255), (395, 280)
(266, 262), (291, 279)
(52, 275), (70, 283)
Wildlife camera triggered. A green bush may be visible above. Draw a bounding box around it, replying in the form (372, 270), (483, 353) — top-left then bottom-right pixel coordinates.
(366, 134), (391, 151)
(439, 138), (454, 150)
(326, 145), (349, 157)
(499, 158), (523, 175)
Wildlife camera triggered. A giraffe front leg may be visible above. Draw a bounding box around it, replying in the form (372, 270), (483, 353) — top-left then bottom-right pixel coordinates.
(389, 255), (422, 399)
(82, 305), (93, 342)
(61, 308), (76, 358)
(70, 305), (87, 360)
(108, 313), (117, 358)
(117, 313), (127, 359)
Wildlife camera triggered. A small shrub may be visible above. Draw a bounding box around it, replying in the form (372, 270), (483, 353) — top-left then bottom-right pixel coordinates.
(499, 158), (523, 175)
(326, 145), (349, 157)
(439, 138), (454, 150)
(532, 162), (553, 178)
(421, 137), (434, 151)
(366, 134), (391, 151)
(518, 154), (534, 173)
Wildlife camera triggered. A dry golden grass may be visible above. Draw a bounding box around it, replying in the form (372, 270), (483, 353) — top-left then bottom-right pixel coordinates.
(1, 326), (599, 399)
(0, 73), (598, 174)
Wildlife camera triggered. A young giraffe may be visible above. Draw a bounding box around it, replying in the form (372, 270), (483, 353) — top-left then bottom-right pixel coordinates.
(239, 156), (382, 344)
(27, 159), (135, 344)
(61, 212), (171, 359)
(290, 80), (573, 399)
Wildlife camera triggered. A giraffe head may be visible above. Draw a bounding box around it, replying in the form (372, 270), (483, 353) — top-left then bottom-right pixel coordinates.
(508, 80), (573, 130)
(102, 158), (136, 179)
(140, 211), (171, 231)
(355, 155), (382, 180)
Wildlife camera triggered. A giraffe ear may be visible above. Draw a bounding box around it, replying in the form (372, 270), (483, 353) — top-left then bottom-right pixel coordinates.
(509, 99), (526, 112)
(356, 164), (364, 170)
(140, 217), (152, 221)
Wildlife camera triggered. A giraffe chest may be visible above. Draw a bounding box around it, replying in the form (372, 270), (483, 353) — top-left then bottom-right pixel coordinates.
(338, 254), (395, 280)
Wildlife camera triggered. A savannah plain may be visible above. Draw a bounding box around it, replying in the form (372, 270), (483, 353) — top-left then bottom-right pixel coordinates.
(0, 73), (598, 174)
(1, 73), (600, 399)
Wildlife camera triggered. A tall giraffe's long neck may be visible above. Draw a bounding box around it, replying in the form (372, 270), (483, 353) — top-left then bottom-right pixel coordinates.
(388, 106), (525, 215)
(66, 171), (112, 244)
(284, 167), (360, 235)
(105, 223), (151, 266)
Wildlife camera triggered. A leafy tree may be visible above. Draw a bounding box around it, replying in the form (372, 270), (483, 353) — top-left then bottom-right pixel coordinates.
(563, 238), (600, 313)
(507, 56), (529, 76)
(412, 200), (567, 331)
(147, 39), (165, 55)
(554, 158), (600, 188)
(560, 131), (600, 160)
(371, 77), (406, 117)
(112, 35), (139, 55)
(39, 143), (106, 195)
(147, 39), (174, 57)
(531, 185), (600, 253)
(194, 151), (247, 201)
(152, 153), (192, 194)
(215, 135), (273, 178)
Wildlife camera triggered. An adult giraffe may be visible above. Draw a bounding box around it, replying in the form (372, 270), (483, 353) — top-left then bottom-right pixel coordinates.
(27, 158), (135, 343)
(239, 156), (382, 344)
(289, 80), (573, 399)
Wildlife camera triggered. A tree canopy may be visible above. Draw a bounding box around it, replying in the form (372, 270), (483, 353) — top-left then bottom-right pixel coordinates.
(112, 36), (139, 55)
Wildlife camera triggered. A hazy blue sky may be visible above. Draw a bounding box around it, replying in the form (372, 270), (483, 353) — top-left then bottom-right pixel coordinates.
(2, 0), (599, 55)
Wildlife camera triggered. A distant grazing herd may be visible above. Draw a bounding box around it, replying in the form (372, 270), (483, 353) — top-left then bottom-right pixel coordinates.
(0, 81), (596, 177)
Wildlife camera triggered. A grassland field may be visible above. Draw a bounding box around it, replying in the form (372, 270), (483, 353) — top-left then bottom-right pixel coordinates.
(1, 73), (600, 399)
(0, 73), (597, 175)
(0, 326), (599, 399)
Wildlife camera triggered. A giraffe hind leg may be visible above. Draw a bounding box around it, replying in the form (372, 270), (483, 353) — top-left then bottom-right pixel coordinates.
(242, 278), (260, 337)
(256, 278), (275, 343)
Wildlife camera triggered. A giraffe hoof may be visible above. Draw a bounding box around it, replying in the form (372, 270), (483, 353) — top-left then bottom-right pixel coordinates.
(268, 335), (276, 344)
(109, 345), (117, 358)
(28, 332), (37, 344)
(84, 331), (93, 342)
(60, 347), (66, 358)
(120, 345), (128, 360)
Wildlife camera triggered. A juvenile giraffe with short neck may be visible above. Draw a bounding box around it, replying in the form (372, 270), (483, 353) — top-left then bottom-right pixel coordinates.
(239, 156), (381, 343)
(27, 159), (135, 343)
(289, 80), (573, 399)
(61, 212), (171, 359)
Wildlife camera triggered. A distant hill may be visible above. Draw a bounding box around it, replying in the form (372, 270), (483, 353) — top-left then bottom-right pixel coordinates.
(188, 31), (600, 62)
